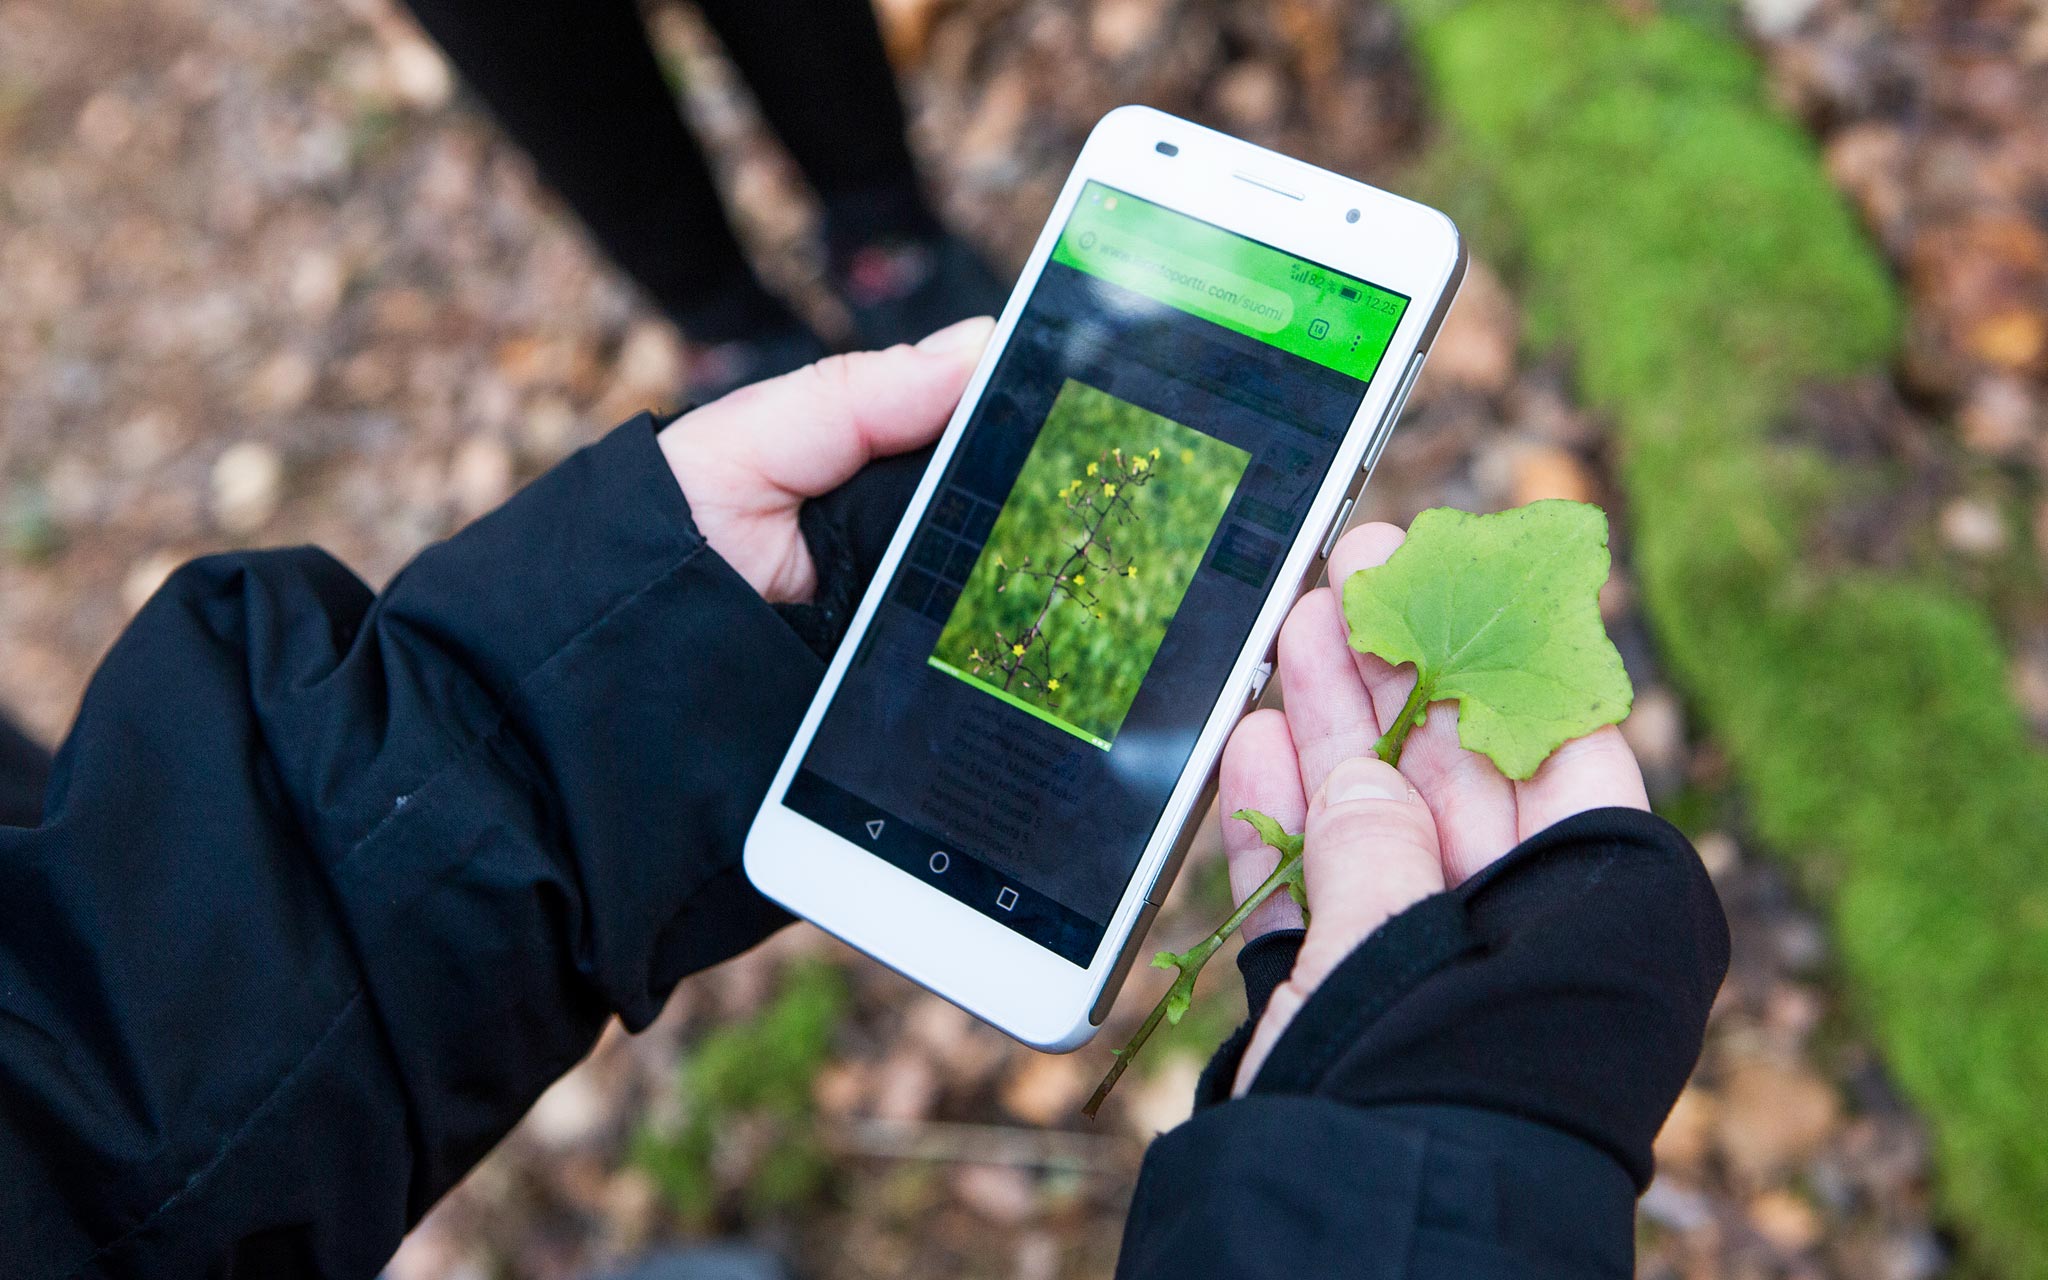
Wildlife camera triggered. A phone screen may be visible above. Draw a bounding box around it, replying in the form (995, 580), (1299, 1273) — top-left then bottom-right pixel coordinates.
(785, 181), (1412, 966)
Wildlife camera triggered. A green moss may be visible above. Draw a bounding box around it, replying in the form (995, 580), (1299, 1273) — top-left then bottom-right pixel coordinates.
(3, 481), (63, 563)
(634, 957), (848, 1226)
(1393, 1), (2048, 1271)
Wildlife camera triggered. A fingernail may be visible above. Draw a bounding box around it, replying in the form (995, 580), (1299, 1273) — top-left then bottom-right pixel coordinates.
(1323, 756), (1408, 806)
(915, 315), (994, 354)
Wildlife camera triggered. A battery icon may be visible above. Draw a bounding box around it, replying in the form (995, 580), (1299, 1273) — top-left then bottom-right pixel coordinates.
(1339, 285), (1360, 301)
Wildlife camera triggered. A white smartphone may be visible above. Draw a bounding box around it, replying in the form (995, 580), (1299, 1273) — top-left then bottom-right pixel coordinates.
(745, 106), (1465, 1050)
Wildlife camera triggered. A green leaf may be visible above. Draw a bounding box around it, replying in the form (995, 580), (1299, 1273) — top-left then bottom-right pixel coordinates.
(1162, 981), (1192, 1025)
(1341, 500), (1633, 780)
(1238, 806), (1311, 916)
(1231, 807), (1304, 859)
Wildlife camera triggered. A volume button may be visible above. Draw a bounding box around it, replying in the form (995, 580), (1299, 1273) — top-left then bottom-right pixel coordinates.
(1319, 497), (1356, 560)
(1247, 658), (1275, 704)
(1361, 351), (1426, 475)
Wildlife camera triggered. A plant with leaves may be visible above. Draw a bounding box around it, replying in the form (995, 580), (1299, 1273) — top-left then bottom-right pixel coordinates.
(934, 381), (1248, 745)
(965, 445), (1162, 710)
(1085, 500), (1635, 1115)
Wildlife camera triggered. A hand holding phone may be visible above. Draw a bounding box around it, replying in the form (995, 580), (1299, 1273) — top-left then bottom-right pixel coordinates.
(747, 107), (1467, 1048)
(657, 317), (995, 603)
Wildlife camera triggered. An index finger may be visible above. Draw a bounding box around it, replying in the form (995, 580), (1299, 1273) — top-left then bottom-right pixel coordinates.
(1217, 708), (1308, 938)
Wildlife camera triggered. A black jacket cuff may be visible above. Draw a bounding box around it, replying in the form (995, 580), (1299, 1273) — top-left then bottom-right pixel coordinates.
(773, 446), (934, 659)
(1192, 927), (1305, 1110)
(1116, 1096), (1635, 1279)
(1233, 806), (1727, 1191)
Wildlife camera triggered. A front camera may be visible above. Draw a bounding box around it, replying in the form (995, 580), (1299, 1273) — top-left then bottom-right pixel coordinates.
(1345, 208), (1361, 224)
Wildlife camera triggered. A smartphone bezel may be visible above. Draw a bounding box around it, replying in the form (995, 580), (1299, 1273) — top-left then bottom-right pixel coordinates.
(744, 105), (1464, 1050)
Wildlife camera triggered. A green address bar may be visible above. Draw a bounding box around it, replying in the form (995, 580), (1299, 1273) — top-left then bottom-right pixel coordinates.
(1051, 181), (1409, 382)
(1064, 223), (1295, 334)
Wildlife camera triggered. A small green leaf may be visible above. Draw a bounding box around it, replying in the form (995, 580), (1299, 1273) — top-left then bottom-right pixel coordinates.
(1341, 501), (1633, 780)
(1231, 807), (1304, 858)
(1150, 950), (1181, 972)
(1163, 982), (1192, 1024)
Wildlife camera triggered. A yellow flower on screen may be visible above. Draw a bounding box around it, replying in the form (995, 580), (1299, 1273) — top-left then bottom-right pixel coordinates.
(1048, 678), (1061, 691)
(1150, 447), (1161, 459)
(1086, 461), (1098, 476)
(1012, 642), (1026, 656)
(1104, 482), (1118, 497)
(1180, 448), (1195, 464)
(1073, 573), (1086, 585)
(1127, 564), (1139, 578)
(1133, 456), (1149, 472)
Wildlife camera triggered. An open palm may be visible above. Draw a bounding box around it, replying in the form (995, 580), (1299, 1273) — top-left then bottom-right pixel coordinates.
(1217, 520), (1650, 1089)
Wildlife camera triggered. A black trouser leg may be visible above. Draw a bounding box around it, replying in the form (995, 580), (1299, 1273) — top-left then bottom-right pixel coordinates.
(694, 0), (939, 254)
(401, 0), (799, 341)
(0, 713), (51, 827)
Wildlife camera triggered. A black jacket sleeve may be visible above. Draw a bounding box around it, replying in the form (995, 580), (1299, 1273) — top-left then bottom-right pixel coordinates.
(0, 416), (840, 1279)
(1117, 808), (1729, 1279)
(0, 713), (51, 829)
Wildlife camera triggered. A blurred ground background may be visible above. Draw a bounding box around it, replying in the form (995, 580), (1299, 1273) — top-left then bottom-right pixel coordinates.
(3, 0), (2045, 1276)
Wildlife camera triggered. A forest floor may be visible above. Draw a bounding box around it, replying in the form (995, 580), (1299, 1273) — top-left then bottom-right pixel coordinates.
(3, 0), (2043, 1276)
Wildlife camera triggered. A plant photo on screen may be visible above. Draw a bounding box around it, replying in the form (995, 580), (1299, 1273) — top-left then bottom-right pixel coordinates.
(930, 379), (1250, 748)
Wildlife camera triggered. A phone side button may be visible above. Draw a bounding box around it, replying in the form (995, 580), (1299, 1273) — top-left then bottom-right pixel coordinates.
(1361, 351), (1426, 475)
(1089, 898), (1163, 1026)
(1318, 497), (1356, 560)
(1247, 659), (1275, 704)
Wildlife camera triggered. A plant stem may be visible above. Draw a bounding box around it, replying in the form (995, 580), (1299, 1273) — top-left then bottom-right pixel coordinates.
(1079, 980), (1174, 1120)
(1372, 677), (1432, 768)
(1084, 676), (1434, 1116)
(1083, 847), (1302, 1117)
(993, 455), (1144, 694)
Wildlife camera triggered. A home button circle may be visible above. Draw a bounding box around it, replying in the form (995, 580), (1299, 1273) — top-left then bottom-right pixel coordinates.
(928, 851), (951, 874)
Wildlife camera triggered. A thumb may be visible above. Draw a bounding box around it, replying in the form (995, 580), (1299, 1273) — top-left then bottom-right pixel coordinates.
(1292, 756), (1448, 991)
(686, 315), (994, 500)
(1233, 755), (1446, 1094)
